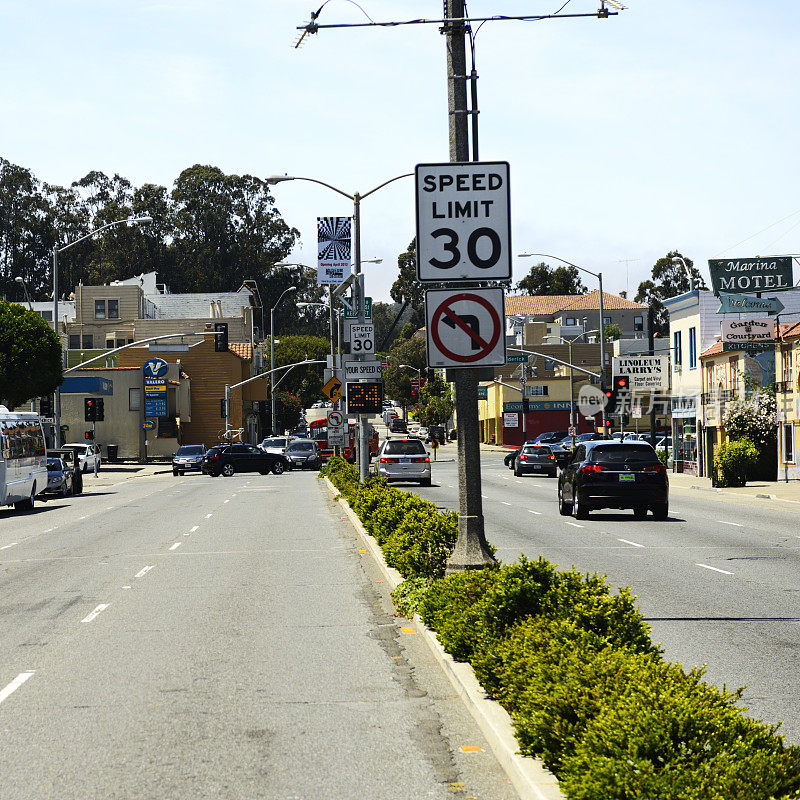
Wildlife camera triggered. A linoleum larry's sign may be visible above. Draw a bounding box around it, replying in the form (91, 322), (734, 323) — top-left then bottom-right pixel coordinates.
(708, 256), (793, 295)
(612, 356), (669, 391)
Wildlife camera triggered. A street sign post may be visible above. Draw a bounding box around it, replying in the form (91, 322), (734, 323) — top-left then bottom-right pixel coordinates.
(507, 353), (528, 363)
(416, 162), (511, 282)
(425, 288), (506, 368)
(343, 296), (372, 320)
(327, 409), (345, 446)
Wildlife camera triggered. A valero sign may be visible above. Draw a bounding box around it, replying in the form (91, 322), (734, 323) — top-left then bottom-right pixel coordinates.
(708, 256), (793, 295)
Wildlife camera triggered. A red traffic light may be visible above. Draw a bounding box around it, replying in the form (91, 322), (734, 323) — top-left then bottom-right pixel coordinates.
(616, 378), (628, 388)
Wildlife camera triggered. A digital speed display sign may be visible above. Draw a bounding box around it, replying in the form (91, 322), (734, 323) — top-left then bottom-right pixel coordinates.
(346, 382), (384, 415)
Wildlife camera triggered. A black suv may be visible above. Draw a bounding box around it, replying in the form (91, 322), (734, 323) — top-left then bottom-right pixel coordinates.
(201, 444), (290, 477)
(558, 441), (669, 520)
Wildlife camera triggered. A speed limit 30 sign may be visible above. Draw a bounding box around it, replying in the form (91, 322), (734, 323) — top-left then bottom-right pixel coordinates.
(415, 162), (511, 282)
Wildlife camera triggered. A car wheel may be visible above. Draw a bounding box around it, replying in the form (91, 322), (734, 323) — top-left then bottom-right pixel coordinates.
(208, 471), (220, 478)
(513, 463), (522, 477)
(272, 461), (285, 475)
(221, 463), (235, 477)
(178, 471), (185, 476)
(419, 477), (432, 487)
(558, 484), (572, 516)
(14, 496), (34, 512)
(61, 483), (70, 497)
(173, 468), (179, 476)
(574, 489), (589, 519)
(633, 505), (647, 519)
(652, 504), (668, 520)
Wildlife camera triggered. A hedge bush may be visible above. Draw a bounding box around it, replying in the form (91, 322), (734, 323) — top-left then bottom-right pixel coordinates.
(714, 437), (759, 487)
(320, 457), (800, 799)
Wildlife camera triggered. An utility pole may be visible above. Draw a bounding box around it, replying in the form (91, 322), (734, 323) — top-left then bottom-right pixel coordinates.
(444, 0), (496, 572)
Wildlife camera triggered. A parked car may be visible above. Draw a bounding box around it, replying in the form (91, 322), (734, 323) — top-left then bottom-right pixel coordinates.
(533, 431), (569, 445)
(41, 457), (74, 497)
(284, 439), (321, 470)
(556, 432), (604, 450)
(416, 426), (429, 441)
(558, 441), (669, 520)
(62, 442), (101, 473)
(259, 436), (299, 456)
(172, 444), (205, 475)
(374, 438), (431, 485)
(201, 444), (290, 477)
(388, 417), (408, 433)
(514, 444), (559, 477)
(48, 448), (83, 494)
(549, 444), (573, 469)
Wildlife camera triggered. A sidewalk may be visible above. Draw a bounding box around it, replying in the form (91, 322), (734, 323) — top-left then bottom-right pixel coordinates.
(78, 462), (172, 489)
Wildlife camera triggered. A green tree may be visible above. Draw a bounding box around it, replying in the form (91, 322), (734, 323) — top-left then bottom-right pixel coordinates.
(0, 300), (63, 408)
(603, 323), (622, 341)
(383, 335), (427, 408)
(265, 334), (331, 409)
(515, 262), (586, 295)
(419, 374), (454, 427)
(390, 238), (424, 308)
(635, 251), (706, 336)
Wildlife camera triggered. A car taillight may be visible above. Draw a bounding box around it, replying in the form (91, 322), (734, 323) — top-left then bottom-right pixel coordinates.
(208, 454), (219, 461)
(643, 464), (667, 474)
(519, 455), (528, 461)
(410, 456), (430, 463)
(548, 455), (555, 461)
(581, 464), (606, 474)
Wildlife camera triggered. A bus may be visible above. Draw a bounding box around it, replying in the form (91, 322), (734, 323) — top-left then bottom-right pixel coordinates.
(0, 406), (48, 511)
(308, 416), (379, 464)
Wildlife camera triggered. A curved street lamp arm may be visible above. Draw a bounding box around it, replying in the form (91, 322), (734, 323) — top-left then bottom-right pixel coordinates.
(57, 217), (150, 254)
(518, 252), (599, 279)
(273, 176), (353, 201)
(360, 172), (413, 201)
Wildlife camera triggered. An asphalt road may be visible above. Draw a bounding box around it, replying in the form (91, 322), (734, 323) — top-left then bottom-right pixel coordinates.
(0, 468), (519, 800)
(407, 446), (800, 744)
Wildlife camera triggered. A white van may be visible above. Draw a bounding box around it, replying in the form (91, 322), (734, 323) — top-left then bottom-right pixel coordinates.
(0, 406), (48, 511)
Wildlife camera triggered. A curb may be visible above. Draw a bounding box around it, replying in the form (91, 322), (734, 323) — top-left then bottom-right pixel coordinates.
(323, 476), (565, 800)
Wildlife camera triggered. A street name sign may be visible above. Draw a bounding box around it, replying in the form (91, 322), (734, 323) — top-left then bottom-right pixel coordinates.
(425, 288), (506, 368)
(717, 292), (785, 315)
(343, 296), (372, 320)
(415, 161), (511, 282)
(344, 360), (381, 381)
(507, 353), (529, 363)
(349, 323), (375, 354)
(612, 356), (669, 391)
(708, 256), (793, 295)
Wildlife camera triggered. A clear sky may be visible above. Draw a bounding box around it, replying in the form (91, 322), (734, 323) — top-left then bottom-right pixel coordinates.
(2, 0), (799, 302)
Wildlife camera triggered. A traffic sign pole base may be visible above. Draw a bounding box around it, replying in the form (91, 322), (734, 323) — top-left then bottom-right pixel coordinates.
(446, 515), (498, 573)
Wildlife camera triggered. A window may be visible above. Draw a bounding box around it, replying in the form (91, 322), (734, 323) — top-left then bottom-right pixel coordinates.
(39, 310), (53, 321)
(634, 315), (644, 332)
(116, 338), (126, 348)
(730, 358), (740, 392)
(565, 317), (577, 326)
(106, 339), (115, 349)
(107, 299), (119, 319)
(530, 385), (548, 396)
(82, 334), (93, 349)
(94, 300), (106, 319)
(688, 327), (697, 369)
(783, 348), (793, 383)
(783, 423), (795, 464)
(604, 316), (611, 325)
(383, 440), (427, 455)
(69, 334), (80, 349)
(673, 330), (682, 366)
(129, 388), (141, 411)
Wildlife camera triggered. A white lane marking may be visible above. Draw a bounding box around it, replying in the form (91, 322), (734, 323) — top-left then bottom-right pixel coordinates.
(169, 542), (182, 551)
(205, 513), (213, 518)
(135, 565), (154, 578)
(106, 506), (114, 510)
(0, 671), (35, 706)
(223, 499), (230, 504)
(481, 495), (489, 499)
(696, 563), (734, 576)
(448, 484), (455, 488)
(189, 525), (199, 533)
(81, 603), (110, 623)
(527, 510), (542, 515)
(716, 520), (743, 527)
(0, 543), (18, 551)
(618, 538), (644, 548)
(78, 515), (88, 520)
(43, 528), (55, 533)
(565, 521), (584, 528)
(515, 480), (523, 484)
(501, 502), (512, 506)
(122, 585), (131, 589)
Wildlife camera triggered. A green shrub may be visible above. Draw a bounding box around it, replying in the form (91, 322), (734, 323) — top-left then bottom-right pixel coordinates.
(382, 506), (458, 578)
(714, 437), (759, 487)
(391, 576), (434, 617)
(656, 448), (667, 464)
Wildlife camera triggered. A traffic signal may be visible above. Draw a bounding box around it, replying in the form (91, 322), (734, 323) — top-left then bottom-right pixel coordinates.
(84, 430), (94, 440)
(84, 397), (96, 422)
(39, 395), (52, 416)
(522, 398), (530, 414)
(220, 398), (228, 418)
(603, 382), (617, 414)
(214, 322), (229, 352)
(95, 398), (105, 422)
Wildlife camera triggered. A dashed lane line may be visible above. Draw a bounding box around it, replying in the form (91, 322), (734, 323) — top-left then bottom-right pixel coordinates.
(618, 538), (644, 548)
(134, 565), (154, 578)
(527, 510), (542, 515)
(169, 542), (182, 551)
(564, 521), (584, 528)
(0, 671), (35, 706)
(501, 502), (512, 506)
(81, 604), (110, 623)
(716, 520), (744, 527)
(696, 563), (734, 576)
(0, 543), (18, 551)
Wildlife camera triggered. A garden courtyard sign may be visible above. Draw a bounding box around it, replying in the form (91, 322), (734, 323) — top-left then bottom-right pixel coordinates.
(708, 256), (793, 295)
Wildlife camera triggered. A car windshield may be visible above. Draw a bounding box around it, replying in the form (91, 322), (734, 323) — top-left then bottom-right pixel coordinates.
(262, 439), (285, 448)
(177, 445), (203, 455)
(522, 446), (550, 455)
(590, 445), (659, 464)
(383, 440), (426, 455)
(47, 458), (62, 469)
(288, 442), (314, 452)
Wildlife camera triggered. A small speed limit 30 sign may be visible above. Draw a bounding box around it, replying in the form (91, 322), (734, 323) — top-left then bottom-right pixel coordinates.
(425, 288), (506, 368)
(416, 161), (511, 282)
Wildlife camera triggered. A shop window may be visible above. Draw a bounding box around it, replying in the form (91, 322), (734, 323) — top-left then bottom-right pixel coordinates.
(82, 334), (93, 349)
(94, 300), (106, 319)
(783, 423), (795, 464)
(107, 299), (119, 319)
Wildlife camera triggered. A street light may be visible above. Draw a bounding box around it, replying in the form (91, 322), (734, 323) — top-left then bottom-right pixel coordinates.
(52, 215), (153, 446)
(545, 329), (599, 442)
(671, 256), (695, 290)
(14, 277), (33, 310)
(270, 285), (297, 435)
(267, 172), (412, 481)
(518, 252), (609, 434)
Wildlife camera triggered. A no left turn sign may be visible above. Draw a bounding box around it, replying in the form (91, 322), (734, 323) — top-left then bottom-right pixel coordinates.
(327, 410), (344, 428)
(425, 288), (506, 368)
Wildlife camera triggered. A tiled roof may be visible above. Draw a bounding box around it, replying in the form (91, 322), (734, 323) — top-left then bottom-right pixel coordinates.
(505, 290), (646, 316)
(779, 321), (800, 340)
(228, 342), (253, 360)
(700, 341), (723, 358)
